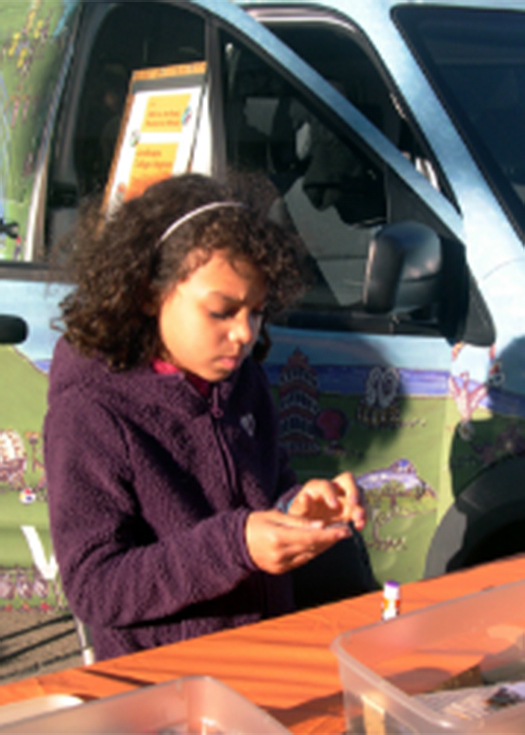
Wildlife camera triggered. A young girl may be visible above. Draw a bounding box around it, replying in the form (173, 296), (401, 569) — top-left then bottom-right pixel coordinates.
(44, 173), (367, 662)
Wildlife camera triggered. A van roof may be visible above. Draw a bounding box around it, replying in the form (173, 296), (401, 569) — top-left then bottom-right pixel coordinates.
(237, 0), (525, 11)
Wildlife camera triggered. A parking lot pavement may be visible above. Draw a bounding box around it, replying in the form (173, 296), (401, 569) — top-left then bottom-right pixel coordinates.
(0, 609), (83, 686)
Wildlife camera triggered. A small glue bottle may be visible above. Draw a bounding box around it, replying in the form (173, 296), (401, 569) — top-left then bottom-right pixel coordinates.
(381, 580), (401, 620)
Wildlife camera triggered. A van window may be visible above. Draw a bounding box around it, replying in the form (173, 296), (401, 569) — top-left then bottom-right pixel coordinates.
(256, 14), (450, 201)
(395, 6), (525, 242)
(220, 31), (455, 337)
(46, 2), (205, 250)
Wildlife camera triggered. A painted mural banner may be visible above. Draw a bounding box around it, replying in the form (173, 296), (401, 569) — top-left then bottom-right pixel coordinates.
(1, 307), (524, 611)
(0, 277), (69, 612)
(0, 0), (79, 262)
(266, 332), (524, 586)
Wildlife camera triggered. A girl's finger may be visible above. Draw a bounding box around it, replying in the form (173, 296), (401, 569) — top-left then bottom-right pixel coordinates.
(351, 504), (367, 531)
(284, 526), (351, 568)
(292, 491), (313, 515)
(333, 472), (361, 503)
(278, 520), (351, 555)
(333, 473), (367, 526)
(272, 509), (323, 529)
(301, 479), (342, 511)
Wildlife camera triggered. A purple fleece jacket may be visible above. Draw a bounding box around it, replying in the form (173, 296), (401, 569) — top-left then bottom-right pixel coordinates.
(44, 337), (300, 661)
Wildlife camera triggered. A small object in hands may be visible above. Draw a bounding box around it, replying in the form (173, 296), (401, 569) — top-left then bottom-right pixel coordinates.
(381, 580), (401, 620)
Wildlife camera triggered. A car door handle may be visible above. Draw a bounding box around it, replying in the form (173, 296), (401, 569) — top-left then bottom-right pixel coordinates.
(0, 315), (28, 344)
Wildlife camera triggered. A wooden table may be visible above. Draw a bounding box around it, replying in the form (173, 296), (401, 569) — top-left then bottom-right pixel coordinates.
(2, 555), (525, 733)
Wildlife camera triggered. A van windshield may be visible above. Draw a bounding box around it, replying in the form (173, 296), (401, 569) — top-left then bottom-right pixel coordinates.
(395, 6), (525, 239)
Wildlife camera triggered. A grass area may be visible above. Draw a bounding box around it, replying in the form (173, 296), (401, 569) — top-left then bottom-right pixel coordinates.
(0, 347), (49, 572)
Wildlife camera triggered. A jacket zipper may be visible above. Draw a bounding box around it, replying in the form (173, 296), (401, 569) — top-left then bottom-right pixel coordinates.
(208, 385), (241, 504)
(209, 384), (267, 611)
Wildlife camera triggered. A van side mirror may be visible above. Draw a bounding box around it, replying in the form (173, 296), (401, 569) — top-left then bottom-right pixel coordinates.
(362, 221), (441, 314)
(0, 315), (28, 345)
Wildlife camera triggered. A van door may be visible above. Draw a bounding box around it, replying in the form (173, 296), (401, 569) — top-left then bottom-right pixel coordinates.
(213, 14), (495, 586)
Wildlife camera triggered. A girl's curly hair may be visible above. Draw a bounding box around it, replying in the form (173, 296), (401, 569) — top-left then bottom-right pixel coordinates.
(57, 172), (308, 370)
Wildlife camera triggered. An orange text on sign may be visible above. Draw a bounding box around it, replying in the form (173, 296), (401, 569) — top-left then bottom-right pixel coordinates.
(141, 93), (191, 134)
(126, 142), (178, 201)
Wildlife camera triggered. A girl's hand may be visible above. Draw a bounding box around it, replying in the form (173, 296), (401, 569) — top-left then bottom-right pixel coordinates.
(287, 472), (366, 530)
(245, 509), (351, 574)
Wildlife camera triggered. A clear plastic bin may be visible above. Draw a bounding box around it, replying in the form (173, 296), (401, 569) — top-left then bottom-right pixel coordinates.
(0, 695), (83, 728)
(331, 579), (525, 734)
(0, 675), (290, 734)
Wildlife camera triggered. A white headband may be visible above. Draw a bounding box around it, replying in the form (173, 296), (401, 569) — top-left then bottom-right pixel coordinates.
(156, 201), (244, 246)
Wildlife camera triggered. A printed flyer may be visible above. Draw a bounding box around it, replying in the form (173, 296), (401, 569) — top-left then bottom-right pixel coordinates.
(104, 61), (207, 214)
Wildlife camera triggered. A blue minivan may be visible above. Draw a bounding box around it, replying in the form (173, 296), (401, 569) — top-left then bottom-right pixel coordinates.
(2, 0), (525, 616)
